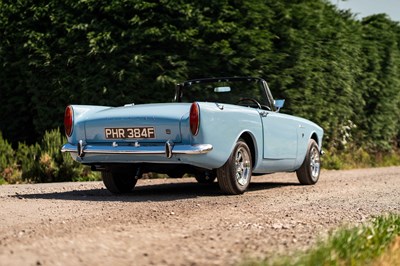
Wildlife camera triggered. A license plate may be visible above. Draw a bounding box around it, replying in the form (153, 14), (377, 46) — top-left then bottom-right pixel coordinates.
(105, 127), (155, 139)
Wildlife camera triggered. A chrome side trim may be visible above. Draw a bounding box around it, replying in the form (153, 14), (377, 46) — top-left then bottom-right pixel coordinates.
(61, 143), (213, 156)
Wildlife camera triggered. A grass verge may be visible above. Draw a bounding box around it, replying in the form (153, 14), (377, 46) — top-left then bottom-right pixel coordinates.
(242, 213), (400, 266)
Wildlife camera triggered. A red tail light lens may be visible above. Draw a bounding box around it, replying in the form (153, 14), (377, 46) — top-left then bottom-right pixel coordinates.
(64, 106), (74, 137)
(190, 102), (200, 136)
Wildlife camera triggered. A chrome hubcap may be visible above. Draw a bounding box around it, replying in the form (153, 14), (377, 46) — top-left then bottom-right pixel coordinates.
(235, 147), (251, 186)
(310, 146), (320, 181)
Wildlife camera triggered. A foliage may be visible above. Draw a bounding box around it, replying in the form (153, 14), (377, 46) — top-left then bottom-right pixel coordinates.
(0, 132), (14, 168)
(243, 213), (400, 266)
(323, 147), (400, 170)
(16, 142), (41, 182)
(0, 0), (400, 160)
(358, 15), (400, 152)
(0, 0), (274, 143)
(266, 1), (365, 150)
(0, 132), (19, 183)
(0, 130), (99, 184)
(373, 236), (400, 266)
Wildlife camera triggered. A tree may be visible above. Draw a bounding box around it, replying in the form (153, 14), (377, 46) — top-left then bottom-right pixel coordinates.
(266, 0), (364, 149)
(358, 14), (400, 151)
(1, 0), (400, 156)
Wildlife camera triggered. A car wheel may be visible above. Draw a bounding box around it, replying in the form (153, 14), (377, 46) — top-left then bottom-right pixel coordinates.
(195, 170), (217, 184)
(296, 139), (321, 185)
(101, 170), (137, 194)
(217, 140), (252, 195)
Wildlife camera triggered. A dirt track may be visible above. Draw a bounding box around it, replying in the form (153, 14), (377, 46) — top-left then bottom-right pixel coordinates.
(0, 167), (399, 266)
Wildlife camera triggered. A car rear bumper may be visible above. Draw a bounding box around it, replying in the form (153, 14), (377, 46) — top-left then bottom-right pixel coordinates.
(61, 141), (213, 159)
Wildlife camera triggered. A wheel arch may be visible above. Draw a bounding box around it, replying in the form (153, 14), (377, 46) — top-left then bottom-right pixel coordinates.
(310, 131), (323, 153)
(311, 132), (319, 146)
(238, 131), (257, 170)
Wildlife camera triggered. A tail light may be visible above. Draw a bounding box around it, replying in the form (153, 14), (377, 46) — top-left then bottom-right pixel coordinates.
(190, 102), (200, 136)
(64, 106), (74, 137)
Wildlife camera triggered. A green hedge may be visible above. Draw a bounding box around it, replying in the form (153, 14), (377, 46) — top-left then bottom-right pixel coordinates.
(1, 0), (400, 154)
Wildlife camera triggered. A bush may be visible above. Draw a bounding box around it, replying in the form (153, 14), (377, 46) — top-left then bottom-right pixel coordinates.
(0, 129), (100, 184)
(323, 151), (343, 170)
(0, 132), (18, 183)
(324, 147), (400, 170)
(35, 129), (100, 182)
(16, 142), (41, 182)
(0, 132), (14, 167)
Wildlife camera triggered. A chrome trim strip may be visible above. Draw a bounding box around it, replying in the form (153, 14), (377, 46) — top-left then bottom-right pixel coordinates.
(61, 143), (213, 155)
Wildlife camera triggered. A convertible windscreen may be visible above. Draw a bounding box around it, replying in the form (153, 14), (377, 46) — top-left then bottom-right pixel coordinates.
(179, 79), (268, 107)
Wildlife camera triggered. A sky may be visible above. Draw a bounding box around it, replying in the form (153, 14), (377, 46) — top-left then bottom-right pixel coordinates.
(329, 0), (400, 21)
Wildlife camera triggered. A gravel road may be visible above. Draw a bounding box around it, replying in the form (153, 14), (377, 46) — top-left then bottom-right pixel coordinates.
(0, 167), (399, 266)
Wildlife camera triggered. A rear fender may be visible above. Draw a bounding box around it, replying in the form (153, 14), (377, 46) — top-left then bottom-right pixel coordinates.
(182, 102), (263, 169)
(67, 105), (111, 144)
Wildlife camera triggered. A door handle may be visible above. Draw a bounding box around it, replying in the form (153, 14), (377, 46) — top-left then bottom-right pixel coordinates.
(259, 111), (268, 117)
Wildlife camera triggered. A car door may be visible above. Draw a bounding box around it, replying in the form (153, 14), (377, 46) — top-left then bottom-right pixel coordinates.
(259, 110), (298, 169)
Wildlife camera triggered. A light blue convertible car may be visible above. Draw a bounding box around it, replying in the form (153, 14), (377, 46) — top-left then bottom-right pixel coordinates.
(62, 77), (323, 195)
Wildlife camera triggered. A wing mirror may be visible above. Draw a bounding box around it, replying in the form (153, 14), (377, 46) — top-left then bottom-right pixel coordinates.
(274, 99), (285, 112)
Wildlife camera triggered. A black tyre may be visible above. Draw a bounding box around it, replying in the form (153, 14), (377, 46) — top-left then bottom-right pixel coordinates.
(296, 139), (321, 185)
(101, 170), (137, 194)
(217, 140), (252, 195)
(195, 170), (217, 184)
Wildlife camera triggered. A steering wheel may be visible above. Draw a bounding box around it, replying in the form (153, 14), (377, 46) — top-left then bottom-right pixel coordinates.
(236, 98), (262, 109)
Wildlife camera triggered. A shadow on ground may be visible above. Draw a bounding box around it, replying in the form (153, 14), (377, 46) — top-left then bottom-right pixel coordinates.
(12, 180), (300, 203)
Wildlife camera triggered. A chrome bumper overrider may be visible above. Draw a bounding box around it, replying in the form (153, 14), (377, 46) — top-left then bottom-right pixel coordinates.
(61, 141), (213, 159)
